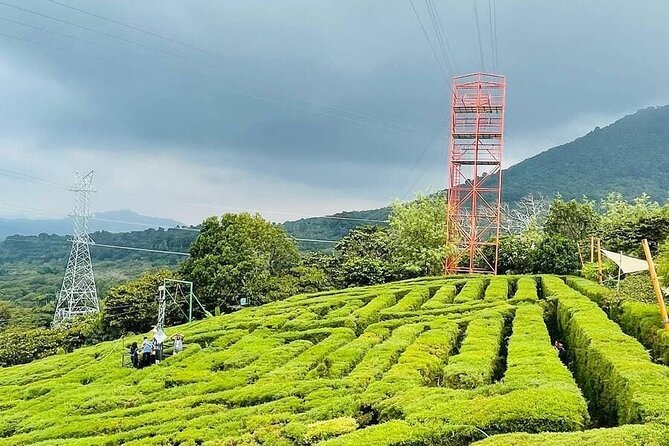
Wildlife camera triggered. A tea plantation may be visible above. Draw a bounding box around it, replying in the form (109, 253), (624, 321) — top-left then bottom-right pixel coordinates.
(1, 275), (669, 445)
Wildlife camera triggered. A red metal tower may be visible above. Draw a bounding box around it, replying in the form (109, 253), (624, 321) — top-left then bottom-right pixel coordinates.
(445, 73), (506, 274)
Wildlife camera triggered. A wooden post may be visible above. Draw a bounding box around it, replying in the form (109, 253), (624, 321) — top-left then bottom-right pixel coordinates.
(597, 238), (603, 284)
(590, 236), (595, 263)
(576, 242), (585, 268)
(641, 239), (669, 330)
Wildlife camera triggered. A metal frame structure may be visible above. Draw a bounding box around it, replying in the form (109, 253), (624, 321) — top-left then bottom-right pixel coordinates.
(54, 171), (99, 324)
(445, 73), (506, 274)
(156, 279), (209, 332)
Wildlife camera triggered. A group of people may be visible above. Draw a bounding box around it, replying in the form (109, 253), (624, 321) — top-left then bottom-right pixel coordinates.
(128, 332), (185, 369)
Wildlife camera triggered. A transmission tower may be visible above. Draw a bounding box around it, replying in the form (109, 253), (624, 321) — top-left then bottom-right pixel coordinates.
(445, 73), (506, 274)
(53, 171), (99, 324)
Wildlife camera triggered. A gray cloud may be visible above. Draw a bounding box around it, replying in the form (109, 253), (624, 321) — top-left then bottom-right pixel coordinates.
(0, 0), (668, 223)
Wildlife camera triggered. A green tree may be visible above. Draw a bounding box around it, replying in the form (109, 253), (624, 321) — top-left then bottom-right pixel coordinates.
(102, 269), (180, 337)
(335, 225), (393, 286)
(600, 193), (669, 255)
(530, 235), (580, 275)
(181, 213), (300, 309)
(388, 193), (451, 277)
(544, 196), (600, 242)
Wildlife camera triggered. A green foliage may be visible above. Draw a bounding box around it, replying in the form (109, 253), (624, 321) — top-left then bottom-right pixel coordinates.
(2, 275), (669, 444)
(443, 316), (505, 389)
(102, 269), (180, 337)
(388, 193), (451, 277)
(530, 235), (580, 275)
(421, 284), (457, 309)
(181, 213), (301, 310)
(544, 196), (600, 242)
(453, 278), (484, 303)
(599, 193), (669, 255)
(547, 276), (669, 425)
(472, 423), (669, 446)
(484, 277), (509, 301)
(384, 287), (430, 313)
(498, 232), (579, 275)
(335, 225), (394, 287)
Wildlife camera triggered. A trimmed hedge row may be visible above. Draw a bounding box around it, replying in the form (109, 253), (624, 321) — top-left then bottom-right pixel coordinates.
(504, 305), (585, 402)
(472, 423), (669, 446)
(348, 324), (425, 386)
(545, 276), (669, 425)
(453, 278), (485, 303)
(263, 328), (356, 381)
(566, 276), (669, 365)
(443, 316), (505, 389)
(383, 287), (431, 313)
(509, 277), (538, 303)
(353, 293), (397, 331)
(316, 420), (481, 446)
(308, 327), (390, 379)
(421, 284), (457, 309)
(484, 277), (509, 301)
(380, 322), (459, 387)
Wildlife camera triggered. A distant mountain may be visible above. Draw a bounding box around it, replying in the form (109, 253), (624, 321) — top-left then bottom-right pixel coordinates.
(503, 106), (669, 202)
(0, 210), (183, 240)
(284, 106), (669, 246)
(282, 208), (390, 250)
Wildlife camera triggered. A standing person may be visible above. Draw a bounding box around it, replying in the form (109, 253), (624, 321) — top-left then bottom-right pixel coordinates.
(141, 336), (152, 367)
(153, 337), (163, 364)
(129, 342), (139, 369)
(172, 333), (184, 354)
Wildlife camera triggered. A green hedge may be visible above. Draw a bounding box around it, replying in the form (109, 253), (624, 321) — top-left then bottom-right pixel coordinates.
(348, 324), (424, 386)
(308, 328), (389, 379)
(353, 293), (397, 331)
(615, 300), (669, 364)
(443, 316), (505, 389)
(484, 277), (509, 301)
(453, 278), (485, 304)
(316, 421), (481, 446)
(421, 284), (457, 309)
(472, 423), (669, 446)
(384, 287), (431, 313)
(509, 277), (538, 304)
(548, 276), (669, 425)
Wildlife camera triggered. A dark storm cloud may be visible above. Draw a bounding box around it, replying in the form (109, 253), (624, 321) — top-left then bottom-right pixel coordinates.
(1, 0), (668, 204)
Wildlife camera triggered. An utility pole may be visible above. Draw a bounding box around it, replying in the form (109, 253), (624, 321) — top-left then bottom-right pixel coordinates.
(157, 284), (167, 333)
(53, 171), (99, 324)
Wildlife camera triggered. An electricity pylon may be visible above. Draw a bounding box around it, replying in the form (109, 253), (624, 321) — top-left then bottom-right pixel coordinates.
(53, 171), (99, 324)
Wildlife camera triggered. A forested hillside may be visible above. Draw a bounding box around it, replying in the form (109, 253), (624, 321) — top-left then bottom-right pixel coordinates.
(503, 106), (669, 202)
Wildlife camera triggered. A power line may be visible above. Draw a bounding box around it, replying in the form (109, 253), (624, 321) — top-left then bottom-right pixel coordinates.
(429, 0), (459, 73)
(43, 0), (220, 56)
(407, 0), (451, 83)
(0, 2), (428, 137)
(471, 0), (486, 71)
(0, 1), (202, 63)
(488, 0), (498, 71)
(424, 0), (456, 76)
(89, 242), (190, 256)
(0, 167), (69, 189)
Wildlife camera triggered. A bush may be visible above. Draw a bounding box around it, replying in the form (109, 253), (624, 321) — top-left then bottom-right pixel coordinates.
(421, 284), (457, 309)
(472, 423), (669, 446)
(453, 279), (485, 303)
(384, 287), (430, 313)
(443, 316), (504, 389)
(484, 278), (509, 301)
(353, 292), (397, 331)
(509, 277), (538, 303)
(550, 277), (669, 425)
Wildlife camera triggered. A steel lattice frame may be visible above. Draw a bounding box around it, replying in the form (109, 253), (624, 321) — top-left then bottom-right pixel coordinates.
(53, 171), (99, 324)
(445, 73), (505, 274)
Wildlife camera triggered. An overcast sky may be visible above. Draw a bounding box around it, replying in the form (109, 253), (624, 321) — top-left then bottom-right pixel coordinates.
(1, 0), (668, 225)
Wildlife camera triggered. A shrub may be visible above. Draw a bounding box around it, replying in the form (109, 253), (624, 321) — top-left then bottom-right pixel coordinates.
(384, 287), (430, 313)
(484, 278), (509, 301)
(453, 279), (485, 304)
(553, 279), (669, 425)
(509, 277), (538, 303)
(443, 316), (504, 389)
(421, 284), (457, 309)
(472, 423), (669, 446)
(353, 292), (397, 331)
